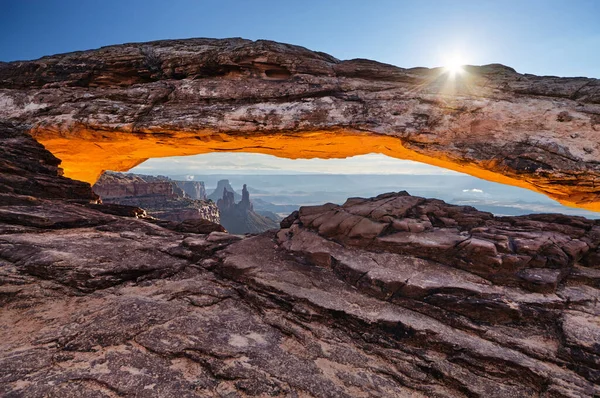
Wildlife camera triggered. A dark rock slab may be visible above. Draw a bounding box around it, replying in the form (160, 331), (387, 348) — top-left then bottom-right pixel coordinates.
(0, 122), (97, 202)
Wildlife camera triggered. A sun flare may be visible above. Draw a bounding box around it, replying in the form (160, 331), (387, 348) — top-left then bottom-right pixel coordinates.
(443, 56), (466, 76)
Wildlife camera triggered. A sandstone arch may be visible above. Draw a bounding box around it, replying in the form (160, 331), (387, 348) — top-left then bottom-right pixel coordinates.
(1, 38), (599, 210)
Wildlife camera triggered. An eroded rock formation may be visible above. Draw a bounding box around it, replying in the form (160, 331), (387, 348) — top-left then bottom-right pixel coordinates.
(0, 38), (599, 210)
(93, 172), (220, 224)
(1, 123), (599, 397)
(207, 179), (241, 202)
(0, 122), (97, 203)
(217, 182), (279, 234)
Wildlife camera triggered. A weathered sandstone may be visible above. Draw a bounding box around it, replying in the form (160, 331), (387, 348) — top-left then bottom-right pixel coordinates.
(0, 122), (97, 203)
(1, 39), (600, 397)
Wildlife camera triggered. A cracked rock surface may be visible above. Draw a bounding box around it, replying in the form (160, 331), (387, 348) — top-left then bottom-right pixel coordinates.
(1, 125), (599, 397)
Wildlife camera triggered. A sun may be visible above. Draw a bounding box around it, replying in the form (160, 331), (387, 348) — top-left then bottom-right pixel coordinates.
(443, 56), (466, 76)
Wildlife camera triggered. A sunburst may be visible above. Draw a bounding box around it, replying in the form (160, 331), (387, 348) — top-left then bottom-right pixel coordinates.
(443, 56), (466, 76)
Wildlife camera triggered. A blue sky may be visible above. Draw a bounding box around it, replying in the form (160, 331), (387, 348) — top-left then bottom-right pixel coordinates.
(1, 0), (599, 77)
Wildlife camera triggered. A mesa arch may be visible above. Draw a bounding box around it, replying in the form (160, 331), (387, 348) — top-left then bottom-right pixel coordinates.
(1, 38), (599, 210)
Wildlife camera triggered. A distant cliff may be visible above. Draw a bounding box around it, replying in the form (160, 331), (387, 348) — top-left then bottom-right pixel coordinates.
(175, 180), (207, 200)
(93, 172), (219, 223)
(216, 182), (278, 234)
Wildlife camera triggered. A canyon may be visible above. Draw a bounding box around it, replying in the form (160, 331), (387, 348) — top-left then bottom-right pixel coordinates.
(92, 173), (278, 234)
(0, 38), (599, 397)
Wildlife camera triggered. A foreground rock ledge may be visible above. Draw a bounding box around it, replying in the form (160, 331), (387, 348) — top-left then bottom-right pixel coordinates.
(0, 37), (599, 210)
(1, 126), (599, 397)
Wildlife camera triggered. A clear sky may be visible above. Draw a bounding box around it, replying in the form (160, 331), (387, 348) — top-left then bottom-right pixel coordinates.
(1, 0), (599, 77)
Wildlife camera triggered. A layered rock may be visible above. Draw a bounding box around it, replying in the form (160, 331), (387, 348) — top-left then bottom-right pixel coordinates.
(93, 172), (220, 224)
(216, 182), (279, 234)
(2, 39), (600, 397)
(0, 122), (97, 203)
(93, 172), (182, 199)
(0, 38), (599, 210)
(280, 192), (599, 292)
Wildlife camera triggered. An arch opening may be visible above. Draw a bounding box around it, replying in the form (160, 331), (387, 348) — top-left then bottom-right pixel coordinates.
(121, 152), (600, 220)
(32, 127), (600, 213)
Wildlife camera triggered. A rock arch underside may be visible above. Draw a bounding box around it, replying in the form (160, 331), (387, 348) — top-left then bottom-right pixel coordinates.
(1, 38), (600, 397)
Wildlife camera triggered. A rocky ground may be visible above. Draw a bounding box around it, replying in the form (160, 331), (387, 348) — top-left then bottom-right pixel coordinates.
(1, 124), (599, 397)
(1, 37), (600, 397)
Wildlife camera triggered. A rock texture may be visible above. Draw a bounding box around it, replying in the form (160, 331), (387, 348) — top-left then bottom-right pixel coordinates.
(1, 124), (599, 397)
(93, 172), (220, 224)
(0, 122), (97, 203)
(0, 38), (599, 210)
(217, 183), (279, 234)
(2, 39), (600, 397)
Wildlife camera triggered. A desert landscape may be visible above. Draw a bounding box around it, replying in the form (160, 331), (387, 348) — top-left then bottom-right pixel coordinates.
(1, 2), (599, 397)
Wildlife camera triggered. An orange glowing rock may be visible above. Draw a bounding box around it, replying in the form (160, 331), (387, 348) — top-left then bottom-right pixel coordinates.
(32, 126), (600, 212)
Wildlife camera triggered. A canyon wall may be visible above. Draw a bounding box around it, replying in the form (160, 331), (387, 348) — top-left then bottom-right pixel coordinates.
(175, 180), (207, 200)
(93, 172), (183, 199)
(0, 38), (598, 210)
(93, 172), (220, 224)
